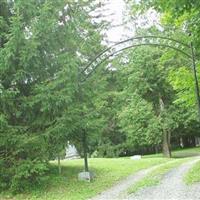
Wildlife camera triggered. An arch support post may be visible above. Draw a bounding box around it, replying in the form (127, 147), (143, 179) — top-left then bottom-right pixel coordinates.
(190, 42), (200, 121)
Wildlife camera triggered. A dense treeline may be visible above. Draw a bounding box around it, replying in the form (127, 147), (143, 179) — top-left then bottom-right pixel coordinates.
(0, 0), (200, 193)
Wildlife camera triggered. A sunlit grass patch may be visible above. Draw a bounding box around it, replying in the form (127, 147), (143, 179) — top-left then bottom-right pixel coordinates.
(184, 160), (200, 184)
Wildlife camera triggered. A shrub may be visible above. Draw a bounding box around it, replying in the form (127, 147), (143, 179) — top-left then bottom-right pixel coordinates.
(11, 160), (49, 193)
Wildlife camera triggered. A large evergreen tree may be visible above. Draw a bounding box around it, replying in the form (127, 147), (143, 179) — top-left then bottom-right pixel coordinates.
(0, 0), (104, 192)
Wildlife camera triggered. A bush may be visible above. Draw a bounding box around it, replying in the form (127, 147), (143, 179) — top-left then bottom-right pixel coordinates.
(0, 159), (12, 191)
(11, 160), (49, 193)
(97, 144), (124, 158)
(0, 129), (50, 193)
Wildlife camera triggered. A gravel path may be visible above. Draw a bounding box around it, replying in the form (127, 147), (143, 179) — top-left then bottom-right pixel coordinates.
(127, 158), (200, 200)
(89, 161), (176, 200)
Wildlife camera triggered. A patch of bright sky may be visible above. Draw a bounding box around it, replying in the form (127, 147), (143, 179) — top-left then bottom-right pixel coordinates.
(102, 0), (126, 42)
(97, 0), (162, 44)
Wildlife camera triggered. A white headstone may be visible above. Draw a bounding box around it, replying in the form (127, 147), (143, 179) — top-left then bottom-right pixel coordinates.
(130, 155), (142, 160)
(65, 143), (80, 159)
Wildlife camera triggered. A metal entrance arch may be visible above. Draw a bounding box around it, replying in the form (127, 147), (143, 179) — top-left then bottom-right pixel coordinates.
(80, 35), (200, 120)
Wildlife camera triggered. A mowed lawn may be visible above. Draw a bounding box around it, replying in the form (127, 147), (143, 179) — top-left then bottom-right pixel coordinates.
(1, 158), (170, 200)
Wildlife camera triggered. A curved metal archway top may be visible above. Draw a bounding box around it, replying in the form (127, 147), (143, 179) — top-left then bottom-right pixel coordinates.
(80, 35), (195, 82)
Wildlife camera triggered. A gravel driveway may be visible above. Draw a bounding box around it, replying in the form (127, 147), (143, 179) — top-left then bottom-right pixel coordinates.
(89, 158), (200, 200)
(89, 162), (169, 200)
(127, 158), (200, 200)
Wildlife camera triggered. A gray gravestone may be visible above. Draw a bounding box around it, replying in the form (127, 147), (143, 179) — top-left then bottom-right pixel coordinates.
(78, 171), (94, 182)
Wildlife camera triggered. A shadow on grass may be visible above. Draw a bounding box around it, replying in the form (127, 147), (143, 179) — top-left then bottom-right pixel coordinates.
(143, 147), (200, 159)
(49, 164), (83, 177)
(11, 164), (86, 196)
(172, 152), (200, 158)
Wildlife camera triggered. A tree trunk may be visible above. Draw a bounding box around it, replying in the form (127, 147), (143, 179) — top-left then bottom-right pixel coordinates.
(159, 95), (171, 158)
(162, 130), (171, 158)
(83, 131), (89, 172)
(155, 145), (159, 154)
(58, 154), (61, 175)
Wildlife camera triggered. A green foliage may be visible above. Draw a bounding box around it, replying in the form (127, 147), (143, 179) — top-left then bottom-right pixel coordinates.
(97, 143), (125, 158)
(112, 45), (176, 153)
(11, 160), (49, 193)
(0, 0), (104, 192)
(126, 1), (200, 154)
(118, 94), (161, 146)
(168, 65), (200, 120)
(94, 36), (198, 157)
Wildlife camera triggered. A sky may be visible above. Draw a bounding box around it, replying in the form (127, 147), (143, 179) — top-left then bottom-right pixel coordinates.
(103, 0), (126, 42)
(97, 0), (161, 43)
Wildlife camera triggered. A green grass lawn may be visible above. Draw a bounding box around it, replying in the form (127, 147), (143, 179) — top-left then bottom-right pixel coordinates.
(127, 157), (191, 194)
(184, 160), (200, 184)
(0, 158), (170, 200)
